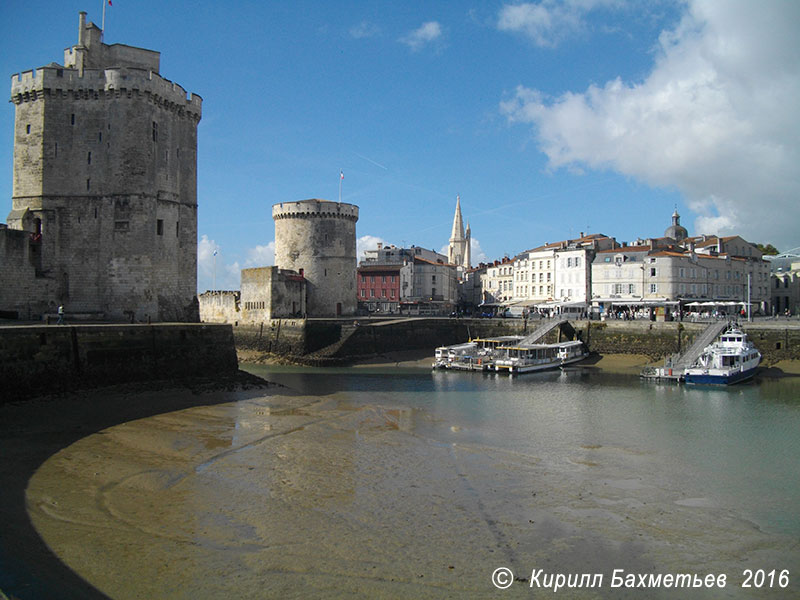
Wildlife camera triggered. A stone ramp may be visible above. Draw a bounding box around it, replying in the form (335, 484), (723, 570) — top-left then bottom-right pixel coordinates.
(518, 316), (567, 346)
(673, 320), (729, 369)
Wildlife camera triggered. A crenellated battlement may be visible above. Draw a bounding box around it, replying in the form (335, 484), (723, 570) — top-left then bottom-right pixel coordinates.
(272, 199), (359, 222)
(10, 66), (202, 117)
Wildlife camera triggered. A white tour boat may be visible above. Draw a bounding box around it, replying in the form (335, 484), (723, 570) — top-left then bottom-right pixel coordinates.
(683, 325), (761, 385)
(494, 341), (588, 375)
(558, 340), (590, 366)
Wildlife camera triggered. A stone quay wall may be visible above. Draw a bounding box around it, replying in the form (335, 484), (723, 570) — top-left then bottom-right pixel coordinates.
(0, 323), (238, 402)
(232, 317), (800, 366)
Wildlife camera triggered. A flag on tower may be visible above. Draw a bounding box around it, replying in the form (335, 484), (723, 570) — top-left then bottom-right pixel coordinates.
(340, 171), (344, 180)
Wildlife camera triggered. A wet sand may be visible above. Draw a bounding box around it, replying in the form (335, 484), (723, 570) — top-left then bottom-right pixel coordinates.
(3, 373), (797, 599)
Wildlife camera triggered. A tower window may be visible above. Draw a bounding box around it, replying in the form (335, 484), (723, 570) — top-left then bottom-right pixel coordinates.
(86, 178), (90, 191)
(87, 151), (91, 165)
(176, 221), (180, 237)
(152, 122), (158, 141)
(71, 114), (75, 125)
(98, 132), (102, 142)
(54, 142), (58, 158)
(26, 124), (31, 134)
(157, 219), (164, 236)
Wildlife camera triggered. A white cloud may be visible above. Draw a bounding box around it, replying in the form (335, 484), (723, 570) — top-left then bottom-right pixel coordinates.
(400, 21), (443, 51)
(497, 0), (619, 47)
(471, 237), (489, 264)
(197, 235), (240, 292)
(501, 0), (800, 250)
(350, 21), (381, 39)
(357, 234), (391, 261)
(244, 241), (275, 267)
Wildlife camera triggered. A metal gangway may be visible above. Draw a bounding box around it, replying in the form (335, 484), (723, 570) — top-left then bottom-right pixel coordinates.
(518, 315), (567, 346)
(672, 320), (729, 370)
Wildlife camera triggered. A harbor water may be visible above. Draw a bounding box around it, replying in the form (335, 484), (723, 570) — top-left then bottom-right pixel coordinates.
(20, 364), (800, 598)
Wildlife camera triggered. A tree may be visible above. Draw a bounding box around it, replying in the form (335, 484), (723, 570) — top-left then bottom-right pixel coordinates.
(756, 243), (779, 256)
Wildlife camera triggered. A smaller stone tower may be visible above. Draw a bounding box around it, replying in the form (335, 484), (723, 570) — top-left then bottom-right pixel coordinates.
(272, 199), (359, 316)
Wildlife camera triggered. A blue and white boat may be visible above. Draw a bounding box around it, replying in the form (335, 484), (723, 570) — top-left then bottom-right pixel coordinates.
(683, 325), (761, 385)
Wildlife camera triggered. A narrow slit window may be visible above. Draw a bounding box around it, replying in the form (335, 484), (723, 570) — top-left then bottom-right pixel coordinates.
(156, 219), (164, 236)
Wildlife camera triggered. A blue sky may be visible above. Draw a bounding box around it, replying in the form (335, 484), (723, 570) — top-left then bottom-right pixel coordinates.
(2, 1), (798, 292)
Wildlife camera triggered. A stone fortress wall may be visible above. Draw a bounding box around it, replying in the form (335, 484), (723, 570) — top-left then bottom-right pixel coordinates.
(272, 199), (359, 317)
(1, 12), (201, 321)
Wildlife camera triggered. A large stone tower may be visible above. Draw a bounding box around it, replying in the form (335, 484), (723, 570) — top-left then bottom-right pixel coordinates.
(272, 199), (359, 316)
(6, 12), (202, 320)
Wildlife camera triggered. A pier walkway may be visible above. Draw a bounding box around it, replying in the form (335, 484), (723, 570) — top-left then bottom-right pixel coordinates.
(641, 320), (729, 382)
(518, 316), (567, 346)
(672, 320), (729, 371)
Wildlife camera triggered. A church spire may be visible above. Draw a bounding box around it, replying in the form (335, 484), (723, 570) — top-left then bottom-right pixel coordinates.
(448, 195), (470, 269)
(450, 195), (465, 242)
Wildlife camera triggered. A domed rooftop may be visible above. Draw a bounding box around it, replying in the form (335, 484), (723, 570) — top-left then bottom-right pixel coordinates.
(665, 209), (688, 241)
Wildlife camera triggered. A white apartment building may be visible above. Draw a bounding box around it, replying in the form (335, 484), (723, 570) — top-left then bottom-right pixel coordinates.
(513, 248), (555, 304)
(511, 235), (615, 311)
(592, 243), (771, 315)
(484, 259), (515, 304)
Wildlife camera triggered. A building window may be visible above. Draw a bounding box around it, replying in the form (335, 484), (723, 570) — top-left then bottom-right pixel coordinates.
(650, 268), (657, 277)
(650, 283), (658, 293)
(86, 178), (90, 191)
(87, 151), (91, 165)
(157, 219), (164, 236)
(361, 275), (366, 284)
(381, 289), (387, 298)
(176, 221), (180, 237)
(370, 289), (375, 297)
(382, 276), (386, 283)
(371, 276), (375, 283)
(152, 122), (158, 141)
(360, 289), (365, 297)
(70, 114), (75, 125)
(99, 132), (102, 142)
(26, 124), (31, 134)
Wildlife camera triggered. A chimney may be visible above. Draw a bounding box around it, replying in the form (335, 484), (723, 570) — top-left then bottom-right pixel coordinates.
(78, 12), (87, 46)
(377, 242), (383, 250)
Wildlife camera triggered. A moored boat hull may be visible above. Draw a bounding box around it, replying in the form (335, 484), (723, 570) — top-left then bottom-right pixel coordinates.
(684, 366), (758, 385)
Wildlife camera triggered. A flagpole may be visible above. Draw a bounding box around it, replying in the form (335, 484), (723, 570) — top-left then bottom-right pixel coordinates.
(101, 0), (106, 37)
(338, 170), (343, 203)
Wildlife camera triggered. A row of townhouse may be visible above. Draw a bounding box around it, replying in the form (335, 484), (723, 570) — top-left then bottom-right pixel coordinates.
(592, 238), (771, 317)
(464, 213), (773, 318)
(357, 211), (785, 319)
(357, 244), (458, 315)
(470, 234), (615, 315)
